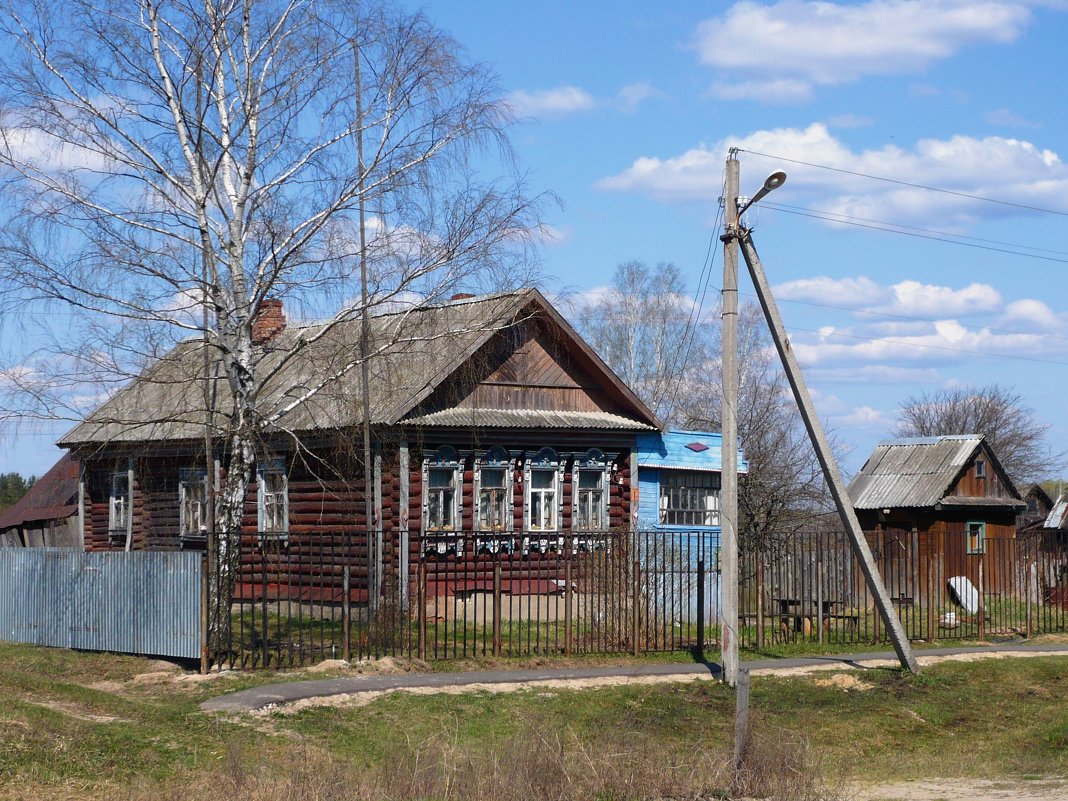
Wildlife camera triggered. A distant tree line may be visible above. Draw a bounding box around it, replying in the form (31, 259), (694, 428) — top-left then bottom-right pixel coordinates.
(0, 473), (35, 512)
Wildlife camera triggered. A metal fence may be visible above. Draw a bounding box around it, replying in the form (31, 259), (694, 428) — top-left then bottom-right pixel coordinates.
(207, 529), (718, 670)
(0, 548), (203, 659)
(739, 528), (1068, 648)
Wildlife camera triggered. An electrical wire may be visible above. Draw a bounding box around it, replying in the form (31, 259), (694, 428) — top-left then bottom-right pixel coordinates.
(737, 148), (1068, 218)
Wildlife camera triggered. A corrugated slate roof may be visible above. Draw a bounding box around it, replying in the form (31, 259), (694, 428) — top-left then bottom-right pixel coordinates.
(403, 408), (655, 430)
(848, 435), (988, 509)
(0, 454), (79, 529)
(635, 429), (749, 474)
(1046, 495), (1068, 529)
(60, 289), (660, 447)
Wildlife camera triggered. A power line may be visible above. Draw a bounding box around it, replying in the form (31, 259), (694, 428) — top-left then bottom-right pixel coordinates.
(762, 201), (1068, 258)
(762, 203), (1068, 264)
(738, 148), (1068, 218)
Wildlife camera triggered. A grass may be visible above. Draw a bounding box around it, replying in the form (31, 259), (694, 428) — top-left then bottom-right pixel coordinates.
(1, 641), (1066, 799)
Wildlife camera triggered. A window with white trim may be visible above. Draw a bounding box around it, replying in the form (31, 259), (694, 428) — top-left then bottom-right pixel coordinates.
(179, 468), (209, 541)
(423, 446), (462, 533)
(573, 449), (610, 531)
(525, 447), (562, 532)
(475, 447), (514, 553)
(109, 471), (131, 536)
(658, 470), (720, 526)
(258, 458), (288, 540)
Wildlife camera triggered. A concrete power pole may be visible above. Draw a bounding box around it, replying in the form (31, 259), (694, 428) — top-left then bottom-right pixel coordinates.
(719, 153), (741, 687)
(719, 150), (919, 676)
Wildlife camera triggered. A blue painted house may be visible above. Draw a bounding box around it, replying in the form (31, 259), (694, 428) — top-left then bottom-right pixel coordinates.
(635, 429), (748, 540)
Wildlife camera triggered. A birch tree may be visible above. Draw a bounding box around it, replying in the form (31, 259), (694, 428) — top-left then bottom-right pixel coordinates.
(0, 0), (540, 632)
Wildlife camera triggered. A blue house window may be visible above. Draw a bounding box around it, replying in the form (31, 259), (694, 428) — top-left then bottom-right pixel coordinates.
(659, 470), (720, 526)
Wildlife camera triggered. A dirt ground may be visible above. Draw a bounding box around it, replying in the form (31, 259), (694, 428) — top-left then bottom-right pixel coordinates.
(855, 777), (1068, 800)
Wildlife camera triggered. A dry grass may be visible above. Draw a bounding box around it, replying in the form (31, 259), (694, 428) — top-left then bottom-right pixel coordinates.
(108, 719), (840, 801)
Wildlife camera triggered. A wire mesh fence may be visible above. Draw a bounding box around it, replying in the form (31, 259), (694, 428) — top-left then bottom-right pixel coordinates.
(207, 529), (719, 670)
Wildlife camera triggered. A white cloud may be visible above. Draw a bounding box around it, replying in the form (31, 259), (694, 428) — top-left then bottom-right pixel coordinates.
(809, 365), (943, 384)
(776, 276), (889, 308)
(985, 107), (1039, 128)
(887, 280), (1002, 316)
(707, 78), (812, 104)
(1, 128), (113, 173)
(508, 83), (662, 118)
(832, 405), (895, 430)
(599, 123), (1068, 225)
(826, 113), (875, 129)
(1002, 298), (1064, 331)
(615, 82), (661, 113)
(693, 0), (1031, 100)
(508, 86), (597, 117)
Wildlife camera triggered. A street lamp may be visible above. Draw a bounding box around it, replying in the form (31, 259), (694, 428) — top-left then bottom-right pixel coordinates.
(737, 170), (787, 218)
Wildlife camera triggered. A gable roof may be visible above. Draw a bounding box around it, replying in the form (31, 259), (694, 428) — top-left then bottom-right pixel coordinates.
(847, 435), (1023, 510)
(635, 430), (749, 473)
(59, 289), (660, 447)
(0, 454), (79, 530)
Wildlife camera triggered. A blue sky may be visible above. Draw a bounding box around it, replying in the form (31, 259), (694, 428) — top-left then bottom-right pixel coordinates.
(3, 0), (1067, 480)
(420, 0), (1068, 478)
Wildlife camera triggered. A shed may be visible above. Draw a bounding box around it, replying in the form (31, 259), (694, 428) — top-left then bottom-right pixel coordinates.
(0, 454), (81, 548)
(848, 435), (1025, 600)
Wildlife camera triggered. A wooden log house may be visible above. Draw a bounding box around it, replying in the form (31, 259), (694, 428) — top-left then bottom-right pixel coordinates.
(58, 289), (664, 602)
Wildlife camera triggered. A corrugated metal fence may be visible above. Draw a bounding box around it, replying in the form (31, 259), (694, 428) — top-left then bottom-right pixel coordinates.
(0, 549), (203, 659)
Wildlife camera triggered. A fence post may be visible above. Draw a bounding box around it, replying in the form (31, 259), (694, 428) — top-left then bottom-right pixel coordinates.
(873, 528), (883, 643)
(492, 563), (502, 657)
(417, 560), (426, 661)
(260, 548), (269, 669)
(342, 565), (351, 663)
(696, 558), (705, 661)
(1026, 554), (1034, 639)
(816, 555), (824, 644)
(200, 553), (209, 675)
(564, 559), (573, 657)
(632, 559), (641, 657)
(756, 551), (765, 649)
(978, 556), (985, 640)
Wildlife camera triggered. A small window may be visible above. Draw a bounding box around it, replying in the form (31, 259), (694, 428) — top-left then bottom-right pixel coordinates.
(258, 458), (288, 541)
(975, 460), (986, 479)
(179, 469), (209, 541)
(427, 467), (459, 530)
(109, 471), (131, 536)
(575, 470), (606, 530)
(966, 521), (986, 554)
(479, 468), (509, 531)
(529, 468), (558, 531)
(658, 470), (721, 527)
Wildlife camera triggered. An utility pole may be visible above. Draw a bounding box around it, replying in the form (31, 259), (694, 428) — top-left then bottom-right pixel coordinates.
(736, 230), (919, 674)
(719, 151), (918, 675)
(719, 152), (741, 687)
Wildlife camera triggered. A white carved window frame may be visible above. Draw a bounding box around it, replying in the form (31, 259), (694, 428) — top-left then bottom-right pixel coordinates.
(257, 456), (289, 544)
(179, 467), (210, 542)
(523, 447), (564, 554)
(475, 446), (515, 553)
(422, 446), (463, 557)
(108, 465), (132, 541)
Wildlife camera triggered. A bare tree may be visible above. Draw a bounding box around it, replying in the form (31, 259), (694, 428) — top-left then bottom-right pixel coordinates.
(0, 0), (541, 630)
(894, 384), (1062, 486)
(574, 264), (830, 549)
(576, 261), (704, 423)
(682, 305), (833, 551)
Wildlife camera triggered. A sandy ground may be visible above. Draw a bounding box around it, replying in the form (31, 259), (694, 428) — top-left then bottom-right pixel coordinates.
(854, 777), (1068, 800)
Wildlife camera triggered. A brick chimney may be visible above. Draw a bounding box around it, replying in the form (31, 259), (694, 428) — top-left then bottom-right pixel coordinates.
(251, 299), (286, 344)
(450, 292), (475, 301)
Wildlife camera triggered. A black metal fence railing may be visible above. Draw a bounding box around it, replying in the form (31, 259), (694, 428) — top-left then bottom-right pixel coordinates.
(203, 526), (1068, 669)
(207, 529), (718, 670)
(739, 527), (1068, 649)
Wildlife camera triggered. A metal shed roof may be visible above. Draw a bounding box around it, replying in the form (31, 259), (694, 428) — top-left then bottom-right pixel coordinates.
(0, 454), (79, 530)
(847, 435), (1021, 510)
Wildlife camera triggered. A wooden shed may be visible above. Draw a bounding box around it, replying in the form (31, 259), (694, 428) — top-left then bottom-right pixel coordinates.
(0, 454), (81, 548)
(847, 435), (1025, 603)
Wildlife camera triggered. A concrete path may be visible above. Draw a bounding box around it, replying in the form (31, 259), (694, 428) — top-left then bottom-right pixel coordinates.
(201, 642), (1068, 714)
